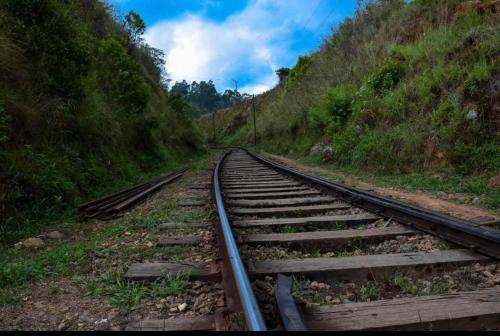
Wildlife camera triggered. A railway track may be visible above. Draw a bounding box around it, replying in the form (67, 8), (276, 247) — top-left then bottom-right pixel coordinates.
(78, 168), (187, 220)
(214, 149), (500, 331)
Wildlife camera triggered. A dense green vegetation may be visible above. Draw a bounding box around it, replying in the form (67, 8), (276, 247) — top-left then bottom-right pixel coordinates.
(170, 80), (249, 116)
(202, 0), (500, 209)
(0, 0), (203, 244)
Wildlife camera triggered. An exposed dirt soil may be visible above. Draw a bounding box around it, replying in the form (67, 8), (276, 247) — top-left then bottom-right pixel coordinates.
(264, 152), (496, 222)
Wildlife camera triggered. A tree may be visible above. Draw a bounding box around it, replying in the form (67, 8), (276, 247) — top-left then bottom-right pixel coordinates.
(124, 10), (145, 44)
(276, 67), (291, 84)
(168, 80), (242, 115)
(170, 80), (190, 97)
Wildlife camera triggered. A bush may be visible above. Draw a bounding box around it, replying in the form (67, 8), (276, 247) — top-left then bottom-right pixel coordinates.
(0, 1), (202, 244)
(286, 55), (312, 90)
(369, 59), (405, 94)
(450, 143), (500, 175)
(96, 38), (149, 114)
(309, 85), (355, 135)
(5, 0), (91, 100)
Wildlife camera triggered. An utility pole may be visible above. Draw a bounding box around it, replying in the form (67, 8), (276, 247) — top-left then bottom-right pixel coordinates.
(252, 94), (257, 148)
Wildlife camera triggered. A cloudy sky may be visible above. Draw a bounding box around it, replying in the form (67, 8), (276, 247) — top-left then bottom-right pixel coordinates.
(109, 0), (358, 94)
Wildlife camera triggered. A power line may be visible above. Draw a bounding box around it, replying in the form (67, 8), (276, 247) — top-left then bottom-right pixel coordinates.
(316, 7), (337, 32)
(304, 0), (323, 29)
(312, 6), (338, 44)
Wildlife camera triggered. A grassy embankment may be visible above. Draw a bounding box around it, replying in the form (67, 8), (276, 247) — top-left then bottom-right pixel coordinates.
(0, 0), (204, 244)
(199, 0), (500, 211)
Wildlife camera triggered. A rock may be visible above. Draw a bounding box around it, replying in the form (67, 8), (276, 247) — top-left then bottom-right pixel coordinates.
(310, 143), (323, 156)
(322, 146), (335, 162)
(486, 264), (497, 272)
(146, 241), (154, 248)
(169, 307), (178, 313)
(482, 271), (494, 278)
(14, 242), (24, 250)
(156, 303), (164, 309)
(178, 303), (188, 312)
(199, 307), (211, 314)
(79, 311), (91, 323)
(216, 297), (225, 307)
(466, 109), (478, 121)
(255, 280), (272, 292)
(45, 231), (64, 240)
(345, 291), (355, 300)
(95, 318), (110, 331)
(310, 281), (330, 290)
(58, 320), (69, 331)
(17, 237), (45, 249)
(489, 175), (500, 188)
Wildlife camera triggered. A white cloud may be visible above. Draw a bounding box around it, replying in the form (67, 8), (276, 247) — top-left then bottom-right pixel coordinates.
(144, 0), (326, 94)
(240, 73), (278, 94)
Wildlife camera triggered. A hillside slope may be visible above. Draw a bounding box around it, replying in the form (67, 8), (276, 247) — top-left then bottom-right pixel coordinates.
(201, 0), (499, 178)
(0, 0), (202, 242)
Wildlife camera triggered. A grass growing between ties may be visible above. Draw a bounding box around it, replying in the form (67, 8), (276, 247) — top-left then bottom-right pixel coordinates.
(80, 271), (190, 311)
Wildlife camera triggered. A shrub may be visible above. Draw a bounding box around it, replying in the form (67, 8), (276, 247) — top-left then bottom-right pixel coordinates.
(5, 0), (91, 100)
(96, 38), (149, 115)
(309, 85), (355, 135)
(450, 143), (500, 175)
(286, 55), (312, 90)
(0, 1), (202, 244)
(369, 59), (405, 94)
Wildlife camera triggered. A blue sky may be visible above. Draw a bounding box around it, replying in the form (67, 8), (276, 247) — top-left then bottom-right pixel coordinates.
(109, 0), (358, 94)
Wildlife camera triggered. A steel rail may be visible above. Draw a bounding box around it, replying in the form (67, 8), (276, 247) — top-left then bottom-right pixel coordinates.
(79, 168), (187, 219)
(213, 150), (267, 331)
(246, 149), (500, 260)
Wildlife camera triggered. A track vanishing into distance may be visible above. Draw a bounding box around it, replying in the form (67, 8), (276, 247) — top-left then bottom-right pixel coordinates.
(213, 149), (500, 331)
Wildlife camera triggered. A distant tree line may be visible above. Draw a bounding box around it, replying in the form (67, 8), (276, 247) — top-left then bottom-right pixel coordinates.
(170, 80), (252, 116)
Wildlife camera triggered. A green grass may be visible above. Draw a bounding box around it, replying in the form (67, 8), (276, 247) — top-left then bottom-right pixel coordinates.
(293, 155), (500, 214)
(203, 1), (499, 201)
(426, 280), (449, 296)
(149, 272), (190, 298)
(360, 281), (381, 301)
(0, 289), (19, 305)
(349, 167), (500, 213)
(109, 278), (149, 311)
(80, 270), (190, 311)
(0, 146), (217, 307)
(392, 271), (417, 295)
(275, 225), (302, 233)
(0, 1), (204, 246)
(291, 275), (325, 304)
(0, 206), (175, 305)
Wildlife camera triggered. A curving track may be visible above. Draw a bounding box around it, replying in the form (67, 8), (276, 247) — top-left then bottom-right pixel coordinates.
(213, 149), (500, 331)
